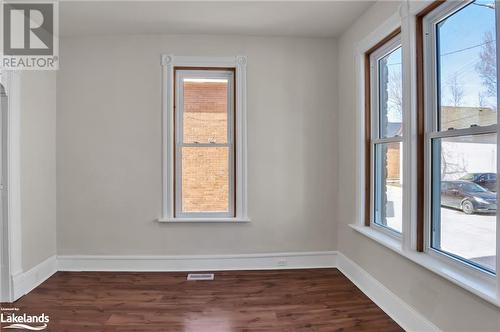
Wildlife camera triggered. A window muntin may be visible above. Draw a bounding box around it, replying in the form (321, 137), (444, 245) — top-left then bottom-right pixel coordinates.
(370, 34), (403, 234)
(175, 69), (235, 218)
(425, 0), (497, 274)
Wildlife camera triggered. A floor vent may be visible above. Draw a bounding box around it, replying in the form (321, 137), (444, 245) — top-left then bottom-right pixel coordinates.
(187, 273), (214, 281)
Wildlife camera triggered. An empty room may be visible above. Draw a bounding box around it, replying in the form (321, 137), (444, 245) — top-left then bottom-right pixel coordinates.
(1, 0), (500, 330)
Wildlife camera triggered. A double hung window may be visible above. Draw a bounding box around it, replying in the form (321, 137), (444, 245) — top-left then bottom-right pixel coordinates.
(423, 0), (498, 273)
(367, 31), (404, 234)
(174, 69), (235, 218)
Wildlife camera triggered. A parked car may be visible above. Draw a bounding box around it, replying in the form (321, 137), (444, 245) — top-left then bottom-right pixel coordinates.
(460, 173), (497, 192)
(441, 180), (496, 214)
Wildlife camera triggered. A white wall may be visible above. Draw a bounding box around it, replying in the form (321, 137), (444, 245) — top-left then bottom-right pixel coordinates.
(56, 34), (338, 255)
(337, 1), (500, 331)
(20, 71), (57, 271)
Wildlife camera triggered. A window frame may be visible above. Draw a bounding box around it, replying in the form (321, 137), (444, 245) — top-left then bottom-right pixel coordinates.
(421, 0), (498, 275)
(174, 68), (236, 219)
(365, 28), (403, 239)
(159, 55), (249, 223)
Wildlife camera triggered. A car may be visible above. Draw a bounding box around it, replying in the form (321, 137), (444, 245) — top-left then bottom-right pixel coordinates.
(441, 180), (496, 214)
(459, 173), (497, 192)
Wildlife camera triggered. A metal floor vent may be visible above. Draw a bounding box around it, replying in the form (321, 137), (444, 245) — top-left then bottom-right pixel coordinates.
(187, 273), (214, 281)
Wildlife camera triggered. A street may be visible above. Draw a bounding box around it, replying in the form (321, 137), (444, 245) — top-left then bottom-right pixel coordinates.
(386, 185), (496, 271)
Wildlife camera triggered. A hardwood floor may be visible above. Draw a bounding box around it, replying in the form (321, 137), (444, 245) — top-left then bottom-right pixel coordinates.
(3, 269), (402, 331)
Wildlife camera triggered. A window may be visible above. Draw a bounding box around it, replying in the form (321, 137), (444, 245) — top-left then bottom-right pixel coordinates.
(175, 69), (235, 218)
(354, 0), (500, 307)
(160, 55), (248, 222)
(366, 30), (403, 234)
(423, 1), (497, 273)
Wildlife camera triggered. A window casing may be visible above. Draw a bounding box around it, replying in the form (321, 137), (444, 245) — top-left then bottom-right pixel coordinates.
(367, 31), (404, 235)
(160, 55), (248, 223)
(354, 0), (500, 306)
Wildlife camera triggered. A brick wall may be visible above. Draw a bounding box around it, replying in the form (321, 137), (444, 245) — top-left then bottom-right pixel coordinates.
(441, 106), (496, 130)
(181, 81), (230, 213)
(386, 143), (401, 182)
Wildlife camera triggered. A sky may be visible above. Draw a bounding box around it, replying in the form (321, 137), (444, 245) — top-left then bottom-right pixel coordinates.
(438, 0), (497, 109)
(385, 47), (402, 124)
(382, 0), (497, 126)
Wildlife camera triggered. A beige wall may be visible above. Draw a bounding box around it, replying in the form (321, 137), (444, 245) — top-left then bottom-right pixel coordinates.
(18, 4), (500, 330)
(56, 34), (338, 255)
(20, 71), (57, 271)
(337, 1), (500, 331)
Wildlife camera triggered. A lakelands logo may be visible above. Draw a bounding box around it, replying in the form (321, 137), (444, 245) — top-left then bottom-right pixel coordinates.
(0, 308), (49, 330)
(1, 1), (59, 70)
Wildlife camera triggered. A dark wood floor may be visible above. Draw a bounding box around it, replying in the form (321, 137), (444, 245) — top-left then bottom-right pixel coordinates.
(3, 269), (402, 331)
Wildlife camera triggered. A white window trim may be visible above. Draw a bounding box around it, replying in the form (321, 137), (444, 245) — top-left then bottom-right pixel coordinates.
(350, 1), (500, 307)
(158, 55), (249, 223)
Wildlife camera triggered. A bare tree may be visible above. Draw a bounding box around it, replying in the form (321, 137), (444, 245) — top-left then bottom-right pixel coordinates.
(442, 149), (468, 180)
(448, 74), (464, 107)
(478, 91), (487, 107)
(387, 70), (403, 119)
(475, 31), (497, 98)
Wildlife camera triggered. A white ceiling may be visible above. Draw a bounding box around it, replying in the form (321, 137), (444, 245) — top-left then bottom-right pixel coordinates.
(60, 1), (373, 38)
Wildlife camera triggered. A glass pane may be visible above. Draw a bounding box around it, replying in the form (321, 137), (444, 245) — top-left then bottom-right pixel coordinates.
(181, 147), (230, 213)
(431, 133), (497, 273)
(378, 46), (402, 138)
(183, 78), (228, 144)
(437, 1), (497, 131)
(374, 142), (403, 232)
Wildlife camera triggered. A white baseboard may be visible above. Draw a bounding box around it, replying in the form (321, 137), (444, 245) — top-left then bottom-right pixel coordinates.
(12, 255), (57, 301)
(57, 251), (338, 272)
(336, 252), (441, 332)
(11, 251), (439, 331)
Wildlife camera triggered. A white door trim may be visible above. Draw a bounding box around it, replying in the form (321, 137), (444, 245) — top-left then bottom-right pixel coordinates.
(0, 79), (8, 302)
(0, 71), (22, 303)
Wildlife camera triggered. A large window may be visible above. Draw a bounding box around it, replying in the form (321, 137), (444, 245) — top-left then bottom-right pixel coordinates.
(423, 1), (497, 273)
(175, 69), (235, 218)
(367, 30), (403, 234)
(357, 0), (500, 306)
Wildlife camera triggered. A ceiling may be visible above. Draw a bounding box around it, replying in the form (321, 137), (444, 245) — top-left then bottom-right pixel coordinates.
(59, 1), (373, 38)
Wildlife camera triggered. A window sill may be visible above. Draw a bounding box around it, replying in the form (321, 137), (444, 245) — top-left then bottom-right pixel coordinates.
(349, 223), (499, 308)
(157, 217), (251, 223)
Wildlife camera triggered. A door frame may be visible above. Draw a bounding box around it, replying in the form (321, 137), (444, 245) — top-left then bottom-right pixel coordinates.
(0, 71), (22, 303)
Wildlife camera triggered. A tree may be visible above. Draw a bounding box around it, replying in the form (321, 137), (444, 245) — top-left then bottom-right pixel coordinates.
(475, 31), (497, 98)
(448, 74), (464, 107)
(387, 70), (403, 119)
(478, 91), (487, 107)
(442, 148), (468, 180)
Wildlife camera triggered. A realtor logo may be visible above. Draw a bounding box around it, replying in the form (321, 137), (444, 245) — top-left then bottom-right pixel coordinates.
(1, 1), (58, 70)
(0, 307), (49, 330)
